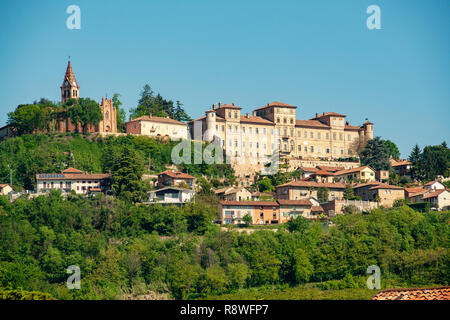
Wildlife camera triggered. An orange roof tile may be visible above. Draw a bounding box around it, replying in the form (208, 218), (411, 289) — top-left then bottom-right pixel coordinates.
(278, 199), (312, 206)
(219, 201), (279, 206)
(240, 115), (275, 125)
(311, 112), (346, 119)
(311, 205), (324, 212)
(422, 189), (446, 200)
(295, 119), (330, 129)
(127, 116), (187, 126)
(334, 166), (373, 175)
(158, 170), (195, 179)
(254, 101), (297, 111)
(371, 286), (450, 300)
(277, 180), (346, 189)
(61, 167), (84, 174)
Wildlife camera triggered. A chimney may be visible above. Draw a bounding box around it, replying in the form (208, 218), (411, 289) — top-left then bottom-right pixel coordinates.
(232, 102), (235, 106)
(218, 102), (221, 107)
(315, 113), (318, 117)
(246, 113), (249, 118)
(212, 104), (215, 110)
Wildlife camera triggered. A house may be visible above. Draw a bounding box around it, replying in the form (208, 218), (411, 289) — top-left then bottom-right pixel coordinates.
(157, 170), (195, 188)
(421, 189), (450, 211)
(375, 170), (389, 183)
(371, 286), (450, 300)
(278, 199), (314, 222)
(0, 184), (13, 195)
(333, 165), (376, 183)
(390, 159), (412, 176)
(218, 201), (279, 225)
(36, 167), (112, 194)
(126, 115), (188, 140)
(352, 182), (404, 207)
(214, 187), (252, 201)
(297, 166), (319, 179)
(0, 124), (13, 141)
(321, 199), (379, 216)
(423, 180), (445, 191)
(310, 169), (335, 183)
(147, 187), (194, 205)
(315, 166), (343, 173)
(276, 181), (346, 202)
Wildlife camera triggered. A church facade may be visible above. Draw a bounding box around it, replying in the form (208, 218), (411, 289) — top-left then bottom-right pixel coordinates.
(56, 60), (117, 134)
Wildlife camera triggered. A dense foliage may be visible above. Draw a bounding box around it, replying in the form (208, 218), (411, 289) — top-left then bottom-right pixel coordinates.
(0, 193), (447, 300)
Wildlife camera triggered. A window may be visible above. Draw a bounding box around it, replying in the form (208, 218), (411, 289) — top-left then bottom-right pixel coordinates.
(284, 118), (287, 124)
(228, 112), (231, 118)
(304, 131), (307, 138)
(317, 132), (321, 139)
(290, 118), (293, 124)
(222, 125), (224, 131)
(310, 146), (314, 152)
(256, 142), (259, 148)
(326, 133), (329, 139)
(263, 128), (266, 135)
(242, 127), (245, 133)
(318, 146), (321, 153)
(264, 144), (266, 150)
(277, 118), (280, 123)
(235, 126), (238, 132)
(235, 140), (238, 147)
(298, 145), (301, 151)
(339, 133), (343, 140)
(242, 141), (245, 147)
(333, 147), (337, 154)
(270, 129), (273, 135)
(249, 127), (253, 134)
(290, 129), (294, 136)
(310, 132), (314, 139)
(326, 148), (330, 154)
(105, 111), (109, 120)
(256, 128), (259, 134)
(333, 133), (336, 140)
(250, 142), (253, 148)
(340, 149), (344, 155)
(298, 131), (301, 137)
(216, 125), (218, 130)
(234, 112), (237, 119)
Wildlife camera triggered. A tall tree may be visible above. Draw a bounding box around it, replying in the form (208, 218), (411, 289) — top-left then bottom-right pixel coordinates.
(112, 93), (127, 132)
(383, 139), (400, 160)
(408, 144), (422, 180)
(419, 145), (450, 180)
(360, 137), (390, 171)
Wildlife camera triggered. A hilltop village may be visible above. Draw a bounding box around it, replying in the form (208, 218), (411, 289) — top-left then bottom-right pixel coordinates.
(1, 60), (449, 225)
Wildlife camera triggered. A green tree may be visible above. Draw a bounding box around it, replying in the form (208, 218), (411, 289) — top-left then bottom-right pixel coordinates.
(343, 184), (354, 200)
(242, 214), (252, 225)
(111, 145), (148, 203)
(112, 93), (127, 132)
(408, 144), (422, 181)
(360, 137), (390, 171)
(293, 248), (314, 284)
(317, 187), (329, 203)
(383, 139), (400, 160)
(258, 176), (274, 192)
(419, 145), (450, 180)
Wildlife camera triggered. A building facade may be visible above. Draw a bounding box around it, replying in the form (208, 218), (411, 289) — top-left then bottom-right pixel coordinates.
(189, 102), (373, 162)
(218, 201), (280, 225)
(126, 115), (188, 140)
(276, 181), (346, 202)
(36, 167), (112, 194)
(157, 170), (195, 188)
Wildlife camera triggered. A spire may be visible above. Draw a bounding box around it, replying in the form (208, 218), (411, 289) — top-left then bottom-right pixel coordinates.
(61, 59), (79, 88)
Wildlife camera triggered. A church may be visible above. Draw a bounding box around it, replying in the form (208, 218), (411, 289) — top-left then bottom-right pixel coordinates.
(56, 60), (117, 133)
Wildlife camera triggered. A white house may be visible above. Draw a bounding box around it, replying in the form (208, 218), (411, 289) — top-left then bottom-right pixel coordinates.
(36, 167), (112, 195)
(423, 181), (445, 191)
(421, 189), (450, 211)
(147, 187), (194, 204)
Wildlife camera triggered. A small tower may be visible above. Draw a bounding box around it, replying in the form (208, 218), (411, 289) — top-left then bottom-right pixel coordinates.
(363, 121), (374, 140)
(60, 59), (80, 104)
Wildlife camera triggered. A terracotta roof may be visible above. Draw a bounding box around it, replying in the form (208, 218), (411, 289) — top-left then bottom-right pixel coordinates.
(0, 184), (12, 189)
(61, 167), (84, 174)
(240, 115), (275, 125)
(214, 187), (234, 195)
(254, 101), (297, 111)
(369, 184), (404, 190)
(363, 121), (374, 125)
(314, 169), (334, 176)
(127, 116), (187, 126)
(344, 124), (362, 131)
(219, 201), (279, 206)
(215, 103), (241, 110)
(391, 160), (412, 167)
(311, 206), (324, 212)
(189, 114), (225, 123)
(424, 180), (443, 187)
(311, 112), (346, 119)
(88, 188), (102, 192)
(158, 170), (194, 179)
(295, 119), (330, 129)
(371, 286), (450, 300)
(334, 166), (373, 176)
(278, 199), (312, 206)
(405, 187), (427, 195)
(316, 166), (344, 173)
(277, 180), (346, 189)
(422, 189), (447, 200)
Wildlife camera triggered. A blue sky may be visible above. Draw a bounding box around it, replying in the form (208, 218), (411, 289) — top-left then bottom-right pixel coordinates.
(0, 0), (449, 157)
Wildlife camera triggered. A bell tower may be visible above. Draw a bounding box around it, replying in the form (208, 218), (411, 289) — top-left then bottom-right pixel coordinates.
(60, 59), (79, 104)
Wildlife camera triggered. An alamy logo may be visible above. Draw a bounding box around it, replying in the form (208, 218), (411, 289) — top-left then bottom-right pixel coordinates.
(366, 5), (381, 30)
(67, 265), (81, 289)
(66, 5), (81, 30)
(366, 265), (381, 289)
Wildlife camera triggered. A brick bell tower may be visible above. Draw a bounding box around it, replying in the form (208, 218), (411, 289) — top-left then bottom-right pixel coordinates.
(60, 59), (79, 104)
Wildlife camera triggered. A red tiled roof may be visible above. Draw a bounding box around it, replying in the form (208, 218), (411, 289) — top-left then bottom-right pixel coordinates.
(61, 167), (84, 174)
(311, 205), (324, 212)
(295, 119), (330, 129)
(215, 103), (242, 110)
(405, 187), (427, 193)
(127, 116), (187, 126)
(369, 184), (404, 190)
(424, 180), (443, 187)
(314, 169), (334, 176)
(371, 286), (450, 300)
(391, 160), (412, 167)
(254, 101), (297, 111)
(158, 170), (195, 179)
(334, 166), (373, 176)
(240, 115), (275, 125)
(298, 166), (319, 173)
(344, 124), (362, 131)
(316, 166), (344, 173)
(422, 189), (446, 200)
(277, 180), (346, 189)
(219, 201), (279, 206)
(311, 112), (346, 119)
(277, 199), (312, 206)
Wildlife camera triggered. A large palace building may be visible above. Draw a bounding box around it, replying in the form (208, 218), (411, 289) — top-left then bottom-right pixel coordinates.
(56, 60), (117, 133)
(189, 102), (373, 163)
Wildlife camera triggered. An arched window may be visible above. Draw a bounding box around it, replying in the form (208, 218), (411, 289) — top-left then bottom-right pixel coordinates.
(105, 111), (109, 120)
